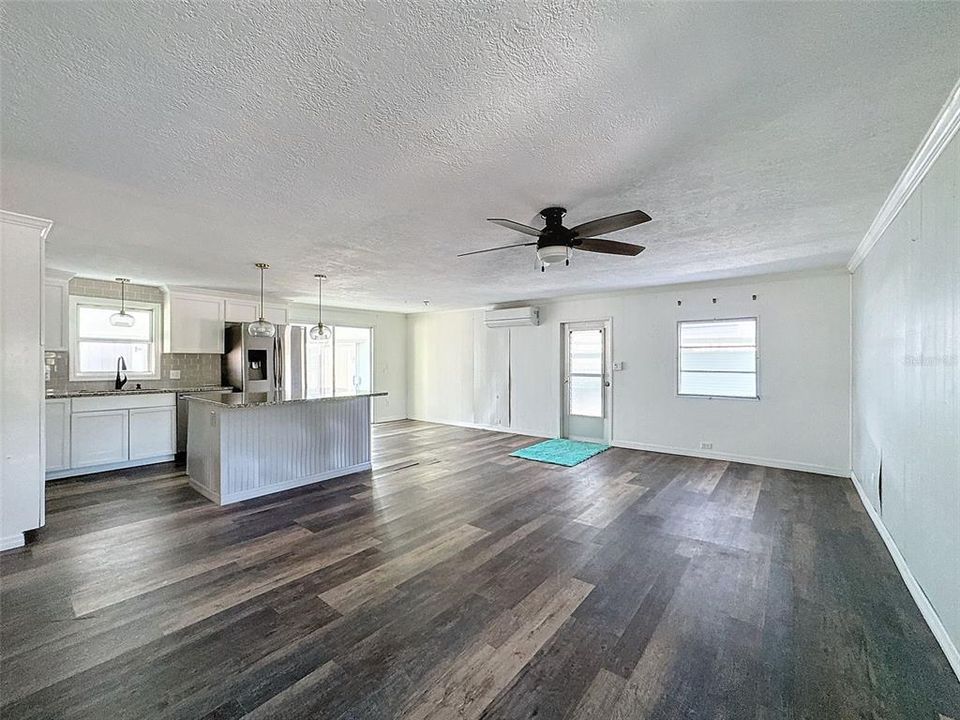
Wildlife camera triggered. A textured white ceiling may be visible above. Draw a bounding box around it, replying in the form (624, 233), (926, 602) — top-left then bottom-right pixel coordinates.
(2, 2), (959, 311)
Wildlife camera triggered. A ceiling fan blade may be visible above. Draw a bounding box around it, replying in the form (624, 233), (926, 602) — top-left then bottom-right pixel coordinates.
(569, 210), (652, 238)
(487, 218), (543, 237)
(457, 241), (538, 257)
(575, 238), (646, 256)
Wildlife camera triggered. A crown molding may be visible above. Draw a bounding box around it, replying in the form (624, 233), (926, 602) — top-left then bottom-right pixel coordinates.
(848, 77), (960, 273)
(0, 210), (54, 239)
(45, 268), (76, 283)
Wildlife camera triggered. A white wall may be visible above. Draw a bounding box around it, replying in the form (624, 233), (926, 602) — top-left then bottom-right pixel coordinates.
(851, 130), (959, 669)
(407, 270), (851, 476)
(0, 212), (50, 550)
(287, 303), (407, 423)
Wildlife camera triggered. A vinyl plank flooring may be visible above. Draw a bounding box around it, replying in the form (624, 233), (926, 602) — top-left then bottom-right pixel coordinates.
(1, 420), (958, 719)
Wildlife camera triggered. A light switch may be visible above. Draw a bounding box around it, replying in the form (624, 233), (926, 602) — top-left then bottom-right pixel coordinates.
(613, 361), (624, 371)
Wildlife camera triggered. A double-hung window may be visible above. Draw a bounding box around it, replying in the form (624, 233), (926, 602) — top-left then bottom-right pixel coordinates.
(69, 298), (162, 380)
(678, 318), (758, 399)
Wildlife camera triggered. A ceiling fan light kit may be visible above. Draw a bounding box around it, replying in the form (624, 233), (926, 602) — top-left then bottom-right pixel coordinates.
(460, 206), (651, 270)
(537, 245), (570, 266)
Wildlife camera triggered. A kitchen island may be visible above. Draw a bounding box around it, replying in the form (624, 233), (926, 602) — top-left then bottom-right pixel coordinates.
(183, 390), (386, 505)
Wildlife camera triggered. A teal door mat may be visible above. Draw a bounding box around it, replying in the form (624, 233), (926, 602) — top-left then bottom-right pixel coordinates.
(510, 438), (610, 467)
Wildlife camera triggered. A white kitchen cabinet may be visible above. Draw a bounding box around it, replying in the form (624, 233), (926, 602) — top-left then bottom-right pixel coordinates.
(1, 211), (51, 550)
(44, 399), (71, 472)
(164, 292), (224, 354)
(50, 393), (177, 478)
(224, 299), (259, 323)
(43, 272), (72, 351)
(264, 304), (288, 325)
(129, 406), (176, 460)
(70, 409), (129, 468)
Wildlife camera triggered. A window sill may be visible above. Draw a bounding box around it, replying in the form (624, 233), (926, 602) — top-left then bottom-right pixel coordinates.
(677, 393), (760, 401)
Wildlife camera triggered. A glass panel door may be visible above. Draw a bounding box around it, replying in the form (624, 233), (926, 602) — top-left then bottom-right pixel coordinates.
(568, 329), (604, 417)
(563, 322), (610, 443)
(334, 326), (372, 395)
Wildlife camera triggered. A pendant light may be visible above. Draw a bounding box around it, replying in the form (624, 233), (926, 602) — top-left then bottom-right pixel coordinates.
(109, 278), (136, 327)
(248, 262), (276, 338)
(309, 273), (332, 341)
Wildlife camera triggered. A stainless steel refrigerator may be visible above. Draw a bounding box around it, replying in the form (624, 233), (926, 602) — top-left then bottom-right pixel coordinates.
(223, 323), (307, 395)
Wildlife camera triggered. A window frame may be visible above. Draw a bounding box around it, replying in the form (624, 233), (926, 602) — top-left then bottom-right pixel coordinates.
(676, 316), (759, 400)
(68, 296), (163, 381)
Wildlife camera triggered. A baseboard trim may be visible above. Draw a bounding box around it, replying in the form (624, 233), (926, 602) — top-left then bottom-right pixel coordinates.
(0, 533), (25, 552)
(46, 454), (176, 480)
(850, 470), (960, 681)
(407, 416), (549, 438)
(187, 478), (221, 505)
(612, 439), (848, 478)
(410, 418), (846, 476)
(189, 462), (373, 506)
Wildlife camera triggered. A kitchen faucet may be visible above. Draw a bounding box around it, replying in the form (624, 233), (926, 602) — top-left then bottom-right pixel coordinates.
(115, 356), (128, 390)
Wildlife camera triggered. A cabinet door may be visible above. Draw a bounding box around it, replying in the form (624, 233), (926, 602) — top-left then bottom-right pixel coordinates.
(71, 410), (129, 467)
(43, 281), (69, 351)
(129, 406), (176, 460)
(224, 299), (259, 323)
(169, 295), (224, 354)
(263, 305), (287, 325)
(45, 399), (71, 471)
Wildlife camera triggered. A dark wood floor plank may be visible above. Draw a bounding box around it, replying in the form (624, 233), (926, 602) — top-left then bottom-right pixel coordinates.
(1, 420), (957, 719)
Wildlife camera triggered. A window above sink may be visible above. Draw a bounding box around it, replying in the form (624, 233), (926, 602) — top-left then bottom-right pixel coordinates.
(69, 297), (162, 381)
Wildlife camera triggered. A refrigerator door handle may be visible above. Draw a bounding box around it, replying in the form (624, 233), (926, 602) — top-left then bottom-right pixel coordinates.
(274, 333), (283, 392)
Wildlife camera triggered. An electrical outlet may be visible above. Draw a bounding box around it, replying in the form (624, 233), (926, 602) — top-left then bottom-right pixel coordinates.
(700, 441), (713, 450)
(169, 369), (181, 380)
(44, 366), (51, 381)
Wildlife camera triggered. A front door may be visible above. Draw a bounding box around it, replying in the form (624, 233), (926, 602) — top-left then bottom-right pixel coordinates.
(562, 321), (611, 444)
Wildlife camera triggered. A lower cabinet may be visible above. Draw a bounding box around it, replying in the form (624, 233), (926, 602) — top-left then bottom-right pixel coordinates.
(70, 409), (129, 468)
(44, 398), (71, 471)
(129, 406), (176, 460)
(47, 393), (177, 477)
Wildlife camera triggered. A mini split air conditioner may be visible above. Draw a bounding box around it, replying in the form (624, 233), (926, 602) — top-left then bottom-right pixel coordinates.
(484, 306), (540, 328)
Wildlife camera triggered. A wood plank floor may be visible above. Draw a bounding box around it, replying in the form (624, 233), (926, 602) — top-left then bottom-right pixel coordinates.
(1, 420), (958, 719)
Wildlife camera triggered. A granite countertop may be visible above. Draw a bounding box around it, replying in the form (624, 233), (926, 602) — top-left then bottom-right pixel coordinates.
(46, 385), (234, 399)
(184, 390), (387, 409)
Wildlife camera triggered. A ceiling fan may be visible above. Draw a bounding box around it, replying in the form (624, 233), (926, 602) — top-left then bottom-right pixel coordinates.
(458, 206), (652, 271)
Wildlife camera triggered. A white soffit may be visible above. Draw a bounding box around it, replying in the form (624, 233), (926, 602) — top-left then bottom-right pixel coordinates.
(1, 2), (959, 311)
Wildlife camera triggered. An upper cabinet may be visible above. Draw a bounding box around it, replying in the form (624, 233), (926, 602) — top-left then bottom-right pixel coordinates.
(225, 299), (287, 325)
(165, 288), (289, 353)
(224, 299), (259, 324)
(263, 304), (288, 325)
(164, 291), (225, 354)
(43, 270), (73, 351)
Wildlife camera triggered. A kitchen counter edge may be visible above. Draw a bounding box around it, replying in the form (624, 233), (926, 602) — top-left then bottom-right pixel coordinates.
(45, 386), (234, 399)
(183, 391), (388, 409)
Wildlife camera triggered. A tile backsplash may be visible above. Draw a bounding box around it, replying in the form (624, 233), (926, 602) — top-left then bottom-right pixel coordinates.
(45, 351), (224, 393)
(69, 277), (164, 303)
(45, 277), (226, 393)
